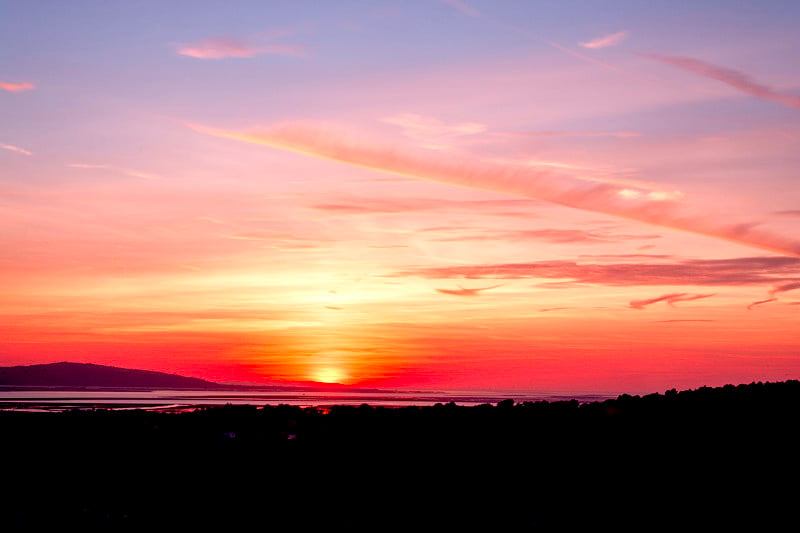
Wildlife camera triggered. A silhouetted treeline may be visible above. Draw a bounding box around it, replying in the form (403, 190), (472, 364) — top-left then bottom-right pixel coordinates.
(2, 379), (799, 531)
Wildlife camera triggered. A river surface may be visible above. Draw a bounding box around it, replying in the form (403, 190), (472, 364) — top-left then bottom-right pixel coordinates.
(0, 388), (619, 411)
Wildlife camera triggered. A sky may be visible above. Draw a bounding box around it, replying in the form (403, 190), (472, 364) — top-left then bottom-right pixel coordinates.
(1, 0), (799, 393)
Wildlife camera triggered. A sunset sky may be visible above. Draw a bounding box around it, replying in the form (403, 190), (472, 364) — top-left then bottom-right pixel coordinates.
(2, 0), (799, 393)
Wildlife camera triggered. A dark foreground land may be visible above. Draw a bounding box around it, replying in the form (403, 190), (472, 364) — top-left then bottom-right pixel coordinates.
(2, 380), (800, 531)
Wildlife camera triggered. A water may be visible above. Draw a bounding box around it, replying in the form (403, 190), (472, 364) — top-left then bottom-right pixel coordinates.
(0, 388), (617, 411)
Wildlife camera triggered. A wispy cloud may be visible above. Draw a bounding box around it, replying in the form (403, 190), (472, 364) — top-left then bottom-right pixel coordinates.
(647, 54), (800, 110)
(494, 130), (639, 138)
(441, 0), (651, 83)
(67, 163), (110, 169)
(394, 256), (800, 287)
(578, 254), (673, 260)
(188, 122), (800, 257)
(769, 281), (800, 296)
(310, 196), (539, 215)
(580, 31), (628, 49)
(1, 144), (32, 156)
(629, 292), (715, 310)
(431, 228), (661, 244)
(382, 113), (486, 150)
(747, 297), (777, 310)
(436, 284), (503, 296)
(177, 35), (305, 59)
(747, 281), (800, 309)
(67, 162), (159, 179)
(0, 82), (34, 92)
(121, 169), (160, 180)
(656, 319), (715, 323)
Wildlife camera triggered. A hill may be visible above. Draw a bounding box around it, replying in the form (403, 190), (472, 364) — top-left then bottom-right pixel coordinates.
(0, 362), (224, 390)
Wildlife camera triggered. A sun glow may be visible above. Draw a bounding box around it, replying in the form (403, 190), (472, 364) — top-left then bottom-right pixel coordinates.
(312, 367), (347, 384)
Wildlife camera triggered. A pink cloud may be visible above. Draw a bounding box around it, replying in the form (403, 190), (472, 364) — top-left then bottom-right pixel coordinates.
(122, 169), (160, 180)
(395, 256), (800, 287)
(188, 122), (800, 257)
(769, 281), (800, 296)
(439, 0), (649, 84)
(177, 36), (304, 59)
(0, 82), (34, 92)
(67, 162), (158, 179)
(1, 144), (32, 156)
(431, 228), (661, 244)
(436, 284), (503, 296)
(382, 113), (486, 149)
(656, 319), (715, 323)
(580, 31), (629, 49)
(309, 195), (539, 215)
(494, 130), (640, 138)
(747, 297), (777, 310)
(629, 292), (715, 310)
(647, 54), (800, 110)
(746, 281), (800, 309)
(67, 163), (110, 169)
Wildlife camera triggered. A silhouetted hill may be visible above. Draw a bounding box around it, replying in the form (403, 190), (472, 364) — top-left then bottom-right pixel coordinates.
(0, 362), (223, 389)
(0, 362), (383, 392)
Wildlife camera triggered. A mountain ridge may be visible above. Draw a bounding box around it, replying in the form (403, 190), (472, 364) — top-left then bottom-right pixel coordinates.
(0, 362), (229, 390)
(0, 362), (380, 392)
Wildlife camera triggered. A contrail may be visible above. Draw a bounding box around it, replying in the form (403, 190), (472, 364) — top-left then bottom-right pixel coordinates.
(647, 54), (800, 111)
(188, 121), (800, 258)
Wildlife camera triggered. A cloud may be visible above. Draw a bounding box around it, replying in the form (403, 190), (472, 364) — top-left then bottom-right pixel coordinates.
(494, 130), (639, 138)
(656, 319), (715, 323)
(1, 144), (32, 156)
(432, 228), (661, 244)
(774, 210), (800, 217)
(647, 54), (800, 110)
(578, 254), (673, 260)
(580, 31), (629, 49)
(441, 0), (481, 17)
(436, 284), (503, 296)
(0, 82), (34, 92)
(177, 36), (304, 59)
(122, 169), (160, 180)
(747, 297), (777, 310)
(67, 163), (159, 179)
(67, 163), (110, 169)
(188, 122), (800, 257)
(382, 113), (486, 150)
(310, 196), (540, 215)
(629, 292), (715, 310)
(394, 256), (800, 287)
(746, 281), (800, 309)
(769, 281), (800, 296)
(440, 0), (650, 83)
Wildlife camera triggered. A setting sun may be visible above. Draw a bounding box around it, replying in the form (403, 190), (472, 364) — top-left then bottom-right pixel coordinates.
(312, 367), (347, 384)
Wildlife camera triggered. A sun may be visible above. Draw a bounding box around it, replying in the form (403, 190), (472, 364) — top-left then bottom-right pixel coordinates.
(312, 367), (347, 384)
